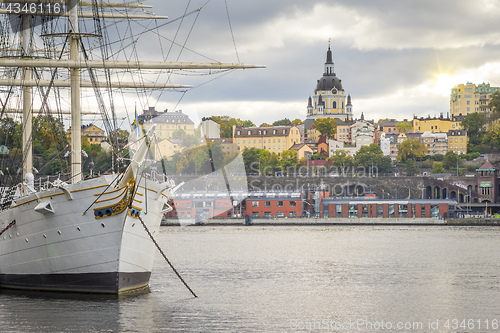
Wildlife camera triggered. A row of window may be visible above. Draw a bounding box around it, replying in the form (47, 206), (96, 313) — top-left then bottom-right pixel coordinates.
(327, 204), (440, 218)
(251, 201), (297, 207)
(238, 138), (285, 144)
(237, 129), (298, 136)
(252, 211), (297, 218)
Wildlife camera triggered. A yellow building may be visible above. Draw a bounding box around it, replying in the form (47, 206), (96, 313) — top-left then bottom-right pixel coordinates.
(207, 138), (239, 156)
(412, 115), (462, 133)
(289, 143), (313, 160)
(67, 123), (106, 144)
(155, 138), (183, 160)
(447, 130), (468, 155)
(142, 110), (195, 139)
(233, 125), (301, 156)
(450, 82), (500, 118)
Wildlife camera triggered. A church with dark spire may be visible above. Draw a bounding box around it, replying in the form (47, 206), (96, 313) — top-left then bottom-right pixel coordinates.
(306, 42), (353, 123)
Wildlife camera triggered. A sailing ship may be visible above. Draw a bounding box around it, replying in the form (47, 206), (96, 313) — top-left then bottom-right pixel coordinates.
(0, 0), (261, 293)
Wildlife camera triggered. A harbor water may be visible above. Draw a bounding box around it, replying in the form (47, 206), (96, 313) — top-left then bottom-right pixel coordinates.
(1, 225), (500, 332)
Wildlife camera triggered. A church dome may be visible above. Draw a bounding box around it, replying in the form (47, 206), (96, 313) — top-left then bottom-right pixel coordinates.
(315, 75), (343, 92)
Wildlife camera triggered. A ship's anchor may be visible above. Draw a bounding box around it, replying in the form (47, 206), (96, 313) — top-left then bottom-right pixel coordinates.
(138, 215), (198, 298)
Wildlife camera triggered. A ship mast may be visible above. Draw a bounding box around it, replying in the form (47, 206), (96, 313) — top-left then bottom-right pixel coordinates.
(69, 0), (81, 182)
(1, 0), (265, 184)
(21, 14), (32, 178)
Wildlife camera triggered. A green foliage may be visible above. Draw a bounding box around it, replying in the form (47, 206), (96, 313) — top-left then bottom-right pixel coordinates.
(311, 117), (337, 138)
(279, 150), (298, 169)
(397, 139), (426, 162)
(395, 121), (412, 134)
(461, 112), (487, 152)
(482, 124), (500, 149)
(328, 150), (354, 170)
(404, 159), (419, 176)
(354, 144), (393, 174)
(211, 116), (255, 138)
(431, 162), (445, 174)
(488, 91), (500, 121)
(273, 118), (293, 126)
(443, 151), (461, 170)
(291, 119), (304, 125)
(462, 152), (481, 161)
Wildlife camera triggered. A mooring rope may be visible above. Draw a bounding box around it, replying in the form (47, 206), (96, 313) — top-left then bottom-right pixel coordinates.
(138, 215), (197, 298)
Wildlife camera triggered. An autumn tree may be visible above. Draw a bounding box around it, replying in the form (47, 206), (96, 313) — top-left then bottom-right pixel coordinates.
(482, 124), (500, 149)
(291, 119), (304, 125)
(432, 162), (445, 174)
(397, 139), (427, 162)
(311, 117), (337, 138)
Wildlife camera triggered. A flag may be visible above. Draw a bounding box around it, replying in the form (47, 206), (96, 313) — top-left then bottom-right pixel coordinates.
(134, 103), (140, 137)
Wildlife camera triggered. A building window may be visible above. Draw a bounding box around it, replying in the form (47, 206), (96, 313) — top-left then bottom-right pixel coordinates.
(362, 205), (368, 218)
(277, 201), (284, 207)
(337, 205), (342, 218)
(388, 204), (395, 218)
(252, 212), (259, 217)
(348, 205), (358, 218)
(377, 204), (383, 218)
(289, 211), (296, 217)
(264, 212), (271, 217)
(431, 205), (439, 218)
(398, 204), (408, 218)
(265, 201), (271, 207)
(277, 211), (284, 217)
(289, 201), (296, 207)
(252, 201), (259, 207)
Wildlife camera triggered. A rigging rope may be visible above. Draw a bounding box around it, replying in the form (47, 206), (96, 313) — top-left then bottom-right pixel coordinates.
(138, 214), (197, 298)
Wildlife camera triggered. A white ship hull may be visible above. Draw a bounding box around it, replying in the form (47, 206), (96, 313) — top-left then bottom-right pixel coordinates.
(0, 175), (169, 294)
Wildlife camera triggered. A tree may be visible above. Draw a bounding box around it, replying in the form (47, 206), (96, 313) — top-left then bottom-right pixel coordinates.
(108, 128), (130, 144)
(432, 162), (445, 174)
(211, 116), (255, 138)
(482, 124), (500, 149)
(291, 119), (304, 126)
(397, 139), (426, 162)
(242, 147), (261, 174)
(311, 117), (337, 138)
(279, 150), (298, 169)
(273, 118), (292, 126)
(488, 91), (500, 121)
(461, 112), (487, 150)
(404, 159), (419, 176)
(443, 151), (461, 170)
(259, 123), (272, 127)
(33, 115), (67, 150)
(354, 144), (393, 175)
(395, 121), (412, 134)
(329, 150), (354, 173)
(194, 149), (209, 174)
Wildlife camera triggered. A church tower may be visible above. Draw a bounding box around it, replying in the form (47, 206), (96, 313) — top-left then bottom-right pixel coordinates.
(305, 41), (353, 123)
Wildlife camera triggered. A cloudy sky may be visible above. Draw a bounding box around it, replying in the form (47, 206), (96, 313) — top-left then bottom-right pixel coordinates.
(97, 0), (500, 128)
